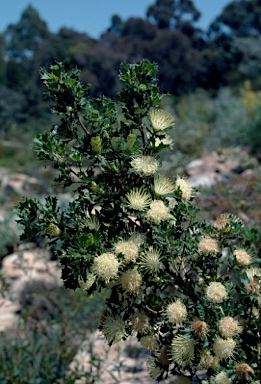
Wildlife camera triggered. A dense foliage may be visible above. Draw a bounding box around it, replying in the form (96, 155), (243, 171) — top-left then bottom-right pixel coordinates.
(16, 60), (260, 383)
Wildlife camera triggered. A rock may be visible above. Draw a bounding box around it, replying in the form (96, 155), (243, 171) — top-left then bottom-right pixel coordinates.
(188, 174), (217, 187)
(185, 151), (241, 187)
(1, 249), (61, 290)
(0, 297), (20, 331)
(69, 332), (156, 384)
(2, 173), (39, 195)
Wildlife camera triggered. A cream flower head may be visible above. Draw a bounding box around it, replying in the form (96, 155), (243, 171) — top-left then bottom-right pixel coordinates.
(245, 267), (261, 280)
(145, 200), (173, 224)
(146, 358), (164, 380)
(120, 268), (142, 295)
(128, 230), (146, 247)
(198, 236), (219, 255)
(171, 336), (195, 367)
(200, 349), (219, 369)
(140, 334), (158, 350)
(211, 213), (244, 232)
(166, 300), (187, 324)
(205, 282), (227, 303)
(234, 249), (251, 266)
(91, 253), (119, 283)
(154, 174), (175, 196)
(130, 311), (151, 334)
(219, 316), (242, 339)
(213, 371), (232, 384)
(150, 108), (175, 132)
(126, 188), (152, 211)
(191, 318), (209, 338)
(100, 314), (127, 345)
(130, 155), (159, 176)
(115, 240), (139, 263)
(139, 246), (164, 274)
(213, 337), (236, 359)
(175, 176), (193, 201)
(236, 362), (255, 380)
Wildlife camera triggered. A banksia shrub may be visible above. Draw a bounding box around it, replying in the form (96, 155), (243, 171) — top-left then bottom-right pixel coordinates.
(16, 61), (260, 383)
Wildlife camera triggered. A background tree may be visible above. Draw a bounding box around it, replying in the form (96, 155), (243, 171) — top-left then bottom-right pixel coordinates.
(209, 0), (261, 38)
(146, 0), (200, 30)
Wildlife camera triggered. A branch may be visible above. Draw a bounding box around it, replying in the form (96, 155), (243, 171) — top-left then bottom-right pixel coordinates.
(78, 117), (90, 135)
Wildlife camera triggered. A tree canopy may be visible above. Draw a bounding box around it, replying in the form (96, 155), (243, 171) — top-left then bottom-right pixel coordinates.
(1, 0), (261, 138)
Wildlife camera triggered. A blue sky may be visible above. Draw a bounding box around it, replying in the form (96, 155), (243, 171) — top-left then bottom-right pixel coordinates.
(1, 0), (231, 38)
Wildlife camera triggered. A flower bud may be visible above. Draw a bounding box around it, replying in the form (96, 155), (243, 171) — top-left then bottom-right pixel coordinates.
(139, 83), (147, 92)
(111, 137), (122, 152)
(66, 106), (73, 114)
(126, 133), (137, 148)
(89, 181), (103, 194)
(46, 223), (61, 237)
(91, 136), (102, 154)
(90, 109), (99, 120)
(124, 133), (137, 154)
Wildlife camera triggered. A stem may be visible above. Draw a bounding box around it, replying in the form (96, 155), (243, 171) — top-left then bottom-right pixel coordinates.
(78, 117), (90, 135)
(104, 164), (126, 194)
(146, 305), (164, 315)
(140, 121), (146, 150)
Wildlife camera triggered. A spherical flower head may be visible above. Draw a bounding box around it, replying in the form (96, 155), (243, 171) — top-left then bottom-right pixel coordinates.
(91, 253), (119, 283)
(154, 174), (175, 196)
(236, 362), (255, 380)
(213, 337), (236, 359)
(129, 230), (146, 247)
(213, 371), (232, 384)
(126, 188), (152, 211)
(140, 334), (158, 350)
(175, 176), (193, 201)
(191, 318), (209, 338)
(212, 213), (244, 233)
(120, 268), (142, 295)
(145, 200), (172, 224)
(166, 300), (187, 324)
(212, 213), (230, 232)
(219, 316), (242, 339)
(245, 278), (260, 294)
(198, 236), (219, 255)
(139, 247), (164, 274)
(150, 108), (175, 132)
(130, 311), (151, 334)
(245, 267), (261, 280)
(146, 358), (164, 380)
(171, 336), (194, 368)
(200, 349), (219, 369)
(115, 240), (139, 263)
(100, 314), (128, 345)
(234, 249), (251, 266)
(78, 274), (96, 291)
(205, 282), (227, 304)
(174, 376), (192, 384)
(81, 215), (100, 231)
(130, 156), (159, 176)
